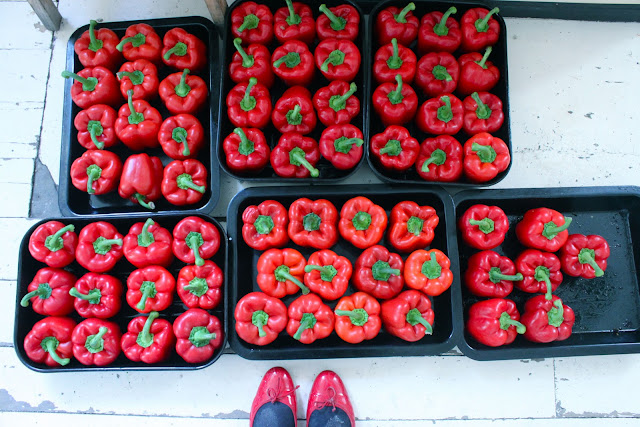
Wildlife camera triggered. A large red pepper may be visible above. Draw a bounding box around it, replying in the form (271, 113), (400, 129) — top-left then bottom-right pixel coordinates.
(560, 234), (610, 279)
(334, 292), (381, 344)
(270, 133), (320, 178)
(457, 47), (500, 96)
(369, 125), (419, 171)
(116, 23), (163, 64)
(274, 1), (316, 45)
(317, 4), (359, 41)
(381, 290), (434, 341)
(418, 7), (461, 54)
(415, 52), (459, 98)
(227, 77), (272, 129)
(272, 86), (317, 135)
(416, 94), (463, 135)
(69, 273), (123, 319)
(463, 92), (504, 135)
(460, 8), (501, 52)
(230, 38), (274, 88)
(315, 39), (361, 82)
(287, 198), (338, 249)
(339, 196), (388, 249)
(404, 249), (453, 296)
(235, 292), (288, 346)
(463, 132), (510, 182)
(304, 249), (352, 301)
(118, 153), (163, 209)
(223, 127), (271, 174)
(71, 319), (121, 366)
(176, 260), (223, 310)
(61, 66), (121, 109)
(173, 308), (223, 364)
(466, 298), (525, 347)
(257, 248), (309, 298)
(74, 104), (118, 150)
(272, 40), (315, 87)
(116, 59), (159, 101)
(319, 124), (363, 170)
(75, 222), (124, 273)
(353, 245), (404, 300)
(172, 216), (220, 266)
(126, 266), (175, 313)
(161, 159), (208, 206)
(115, 90), (162, 150)
(515, 249), (563, 297)
(74, 20), (122, 71)
(465, 250), (522, 298)
(20, 268), (76, 316)
(515, 208), (572, 252)
(520, 295), (575, 343)
(242, 200), (289, 250)
(159, 69), (208, 115)
(388, 201), (439, 253)
(459, 204), (509, 250)
(70, 150), (122, 195)
(28, 221), (77, 268)
(373, 38), (417, 85)
(122, 219), (174, 268)
(231, 2), (274, 45)
(376, 3), (419, 46)
(286, 294), (334, 343)
(313, 81), (360, 127)
(416, 135), (463, 182)
(372, 75), (418, 126)
(161, 28), (207, 72)
(24, 317), (76, 367)
(158, 114), (204, 160)
(121, 311), (175, 363)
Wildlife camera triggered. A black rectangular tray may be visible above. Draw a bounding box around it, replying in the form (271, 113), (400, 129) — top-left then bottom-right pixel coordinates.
(226, 185), (460, 359)
(14, 214), (228, 372)
(366, 0), (511, 187)
(217, 0), (369, 182)
(59, 17), (221, 216)
(454, 186), (640, 360)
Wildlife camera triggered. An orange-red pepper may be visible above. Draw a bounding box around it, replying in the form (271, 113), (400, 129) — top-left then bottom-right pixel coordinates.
(234, 292), (288, 345)
(257, 248), (309, 298)
(463, 132), (510, 182)
(62, 66), (121, 109)
(334, 292), (381, 344)
(176, 260), (223, 310)
(404, 249), (453, 296)
(71, 319), (121, 366)
(242, 199), (289, 250)
(286, 294), (334, 344)
(338, 196), (388, 249)
(353, 245), (404, 300)
(172, 216), (220, 266)
(303, 249), (352, 301)
(388, 201), (439, 253)
(114, 90), (162, 151)
(173, 308), (223, 364)
(24, 317), (76, 367)
(381, 290), (434, 341)
(287, 198), (338, 249)
(158, 113), (204, 160)
(415, 135), (463, 182)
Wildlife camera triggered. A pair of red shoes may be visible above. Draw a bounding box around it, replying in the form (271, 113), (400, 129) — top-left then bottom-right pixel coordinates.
(250, 367), (355, 427)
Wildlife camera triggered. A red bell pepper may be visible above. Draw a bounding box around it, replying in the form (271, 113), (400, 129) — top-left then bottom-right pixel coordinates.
(416, 94), (464, 135)
(235, 292), (288, 345)
(369, 125), (419, 171)
(388, 201), (439, 253)
(460, 7), (501, 52)
(20, 268), (75, 316)
(161, 159), (208, 206)
(313, 81), (360, 127)
(272, 86), (317, 135)
(415, 52), (459, 98)
(118, 153), (163, 209)
(463, 92), (504, 135)
(28, 221), (77, 268)
(257, 248), (309, 298)
(515, 249), (563, 298)
(116, 59), (159, 101)
(286, 294), (334, 343)
(466, 298), (525, 347)
(353, 245), (404, 300)
(242, 200), (289, 250)
(463, 132), (510, 182)
(457, 47), (500, 96)
(520, 295), (575, 343)
(372, 75), (419, 126)
(173, 308), (223, 363)
(334, 292), (381, 344)
(231, 1), (274, 45)
(339, 196), (388, 249)
(24, 317), (76, 367)
(122, 219), (174, 268)
(465, 250), (522, 298)
(69, 273), (123, 319)
(515, 208), (572, 253)
(230, 38), (274, 88)
(177, 260), (223, 310)
(381, 290), (434, 341)
(116, 23), (163, 64)
(227, 77), (272, 129)
(161, 28), (207, 72)
(172, 216), (220, 266)
(121, 311), (175, 363)
(459, 204), (509, 250)
(71, 319), (121, 366)
(304, 249), (352, 301)
(373, 38), (417, 85)
(274, 0), (316, 45)
(375, 3), (419, 46)
(317, 4), (360, 41)
(159, 69), (208, 115)
(404, 249), (453, 296)
(74, 104), (118, 150)
(272, 40), (315, 87)
(114, 90), (162, 150)
(70, 150), (122, 196)
(223, 127), (271, 174)
(560, 234), (610, 279)
(62, 66), (121, 109)
(75, 222), (124, 273)
(126, 266), (175, 313)
(288, 198), (338, 249)
(158, 113), (204, 160)
(270, 133), (320, 178)
(416, 135), (463, 182)
(319, 124), (364, 170)
(74, 20), (122, 71)
(418, 7), (461, 54)
(315, 38), (361, 82)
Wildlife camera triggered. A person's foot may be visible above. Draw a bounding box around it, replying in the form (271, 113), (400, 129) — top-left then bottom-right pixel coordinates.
(250, 367), (298, 427)
(306, 370), (354, 427)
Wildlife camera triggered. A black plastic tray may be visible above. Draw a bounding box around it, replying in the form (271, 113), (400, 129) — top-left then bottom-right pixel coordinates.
(454, 186), (640, 360)
(14, 214), (227, 372)
(217, 0), (369, 182)
(366, 0), (511, 187)
(59, 17), (221, 216)
(227, 185), (460, 359)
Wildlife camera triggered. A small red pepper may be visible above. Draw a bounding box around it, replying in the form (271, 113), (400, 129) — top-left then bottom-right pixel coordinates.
(70, 150), (122, 195)
(404, 249), (453, 296)
(126, 266), (175, 313)
(115, 90), (162, 150)
(172, 216), (220, 267)
(317, 4), (360, 41)
(272, 86), (317, 135)
(28, 221), (77, 268)
(274, 0), (316, 45)
(159, 69), (208, 115)
(353, 245), (404, 300)
(286, 294), (334, 344)
(465, 250), (522, 298)
(116, 23), (163, 64)
(415, 135), (463, 182)
(61, 66), (121, 109)
(122, 218), (174, 268)
(319, 124), (364, 170)
(381, 290), (434, 341)
(158, 113), (204, 160)
(463, 92), (504, 135)
(515, 208), (572, 252)
(116, 59), (159, 101)
(69, 273), (123, 319)
(457, 47), (500, 96)
(24, 317), (76, 367)
(315, 38), (361, 82)
(463, 132), (511, 182)
(161, 28), (207, 72)
(71, 319), (121, 366)
(74, 104), (118, 150)
(176, 260), (223, 310)
(161, 159), (208, 206)
(372, 75), (419, 126)
(460, 7), (501, 52)
(287, 198), (338, 249)
(227, 77), (272, 129)
(388, 201), (439, 253)
(376, 3), (419, 46)
(334, 292), (381, 344)
(520, 295), (575, 343)
(369, 125), (419, 171)
(515, 249), (563, 297)
(257, 248), (309, 298)
(234, 292), (288, 346)
(118, 153), (163, 209)
(418, 7), (461, 54)
(466, 298), (525, 347)
(459, 204), (509, 250)
(121, 311), (176, 363)
(231, 1), (274, 45)
(74, 20), (122, 71)
(223, 127), (271, 174)
(415, 52), (459, 98)
(416, 94), (464, 135)
(272, 40), (315, 87)
(304, 249), (352, 301)
(560, 234), (610, 279)
(20, 268), (76, 316)
(242, 200), (289, 250)
(173, 308), (223, 364)
(313, 81), (360, 127)
(230, 38), (274, 88)
(270, 132), (320, 178)
(339, 196), (388, 249)
(373, 38), (417, 85)
(75, 222), (124, 273)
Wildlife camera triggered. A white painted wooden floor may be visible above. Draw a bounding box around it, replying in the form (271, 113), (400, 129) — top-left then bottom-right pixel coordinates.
(1, 0), (640, 425)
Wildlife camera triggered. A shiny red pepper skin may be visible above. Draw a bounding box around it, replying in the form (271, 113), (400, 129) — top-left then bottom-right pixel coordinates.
(272, 86), (317, 135)
(70, 272), (123, 319)
(71, 319), (121, 366)
(74, 104), (118, 150)
(177, 260), (223, 310)
(230, 38), (274, 88)
(369, 125), (419, 171)
(161, 159), (208, 206)
(353, 245), (404, 300)
(28, 221), (77, 268)
(121, 312), (175, 363)
(227, 78), (272, 129)
(560, 234), (610, 279)
(415, 52), (459, 98)
(173, 309), (223, 363)
(319, 124), (364, 170)
(515, 249), (563, 296)
(20, 268), (76, 316)
(75, 20), (122, 71)
(126, 266), (175, 313)
(116, 24), (163, 64)
(463, 92), (504, 135)
(274, 1), (316, 45)
(304, 249), (352, 301)
(235, 292), (288, 346)
(118, 154), (163, 209)
(459, 204), (509, 250)
(257, 248), (309, 298)
(313, 81), (360, 127)
(70, 150), (122, 196)
(404, 249), (453, 296)
(460, 8), (501, 52)
(381, 290), (434, 341)
(521, 295), (575, 343)
(223, 127), (270, 174)
(316, 4), (360, 41)
(24, 317), (76, 367)
(286, 294), (334, 344)
(114, 92), (162, 150)
(339, 197), (388, 249)
(231, 2), (274, 45)
(62, 66), (122, 109)
(373, 38), (417, 85)
(172, 216), (220, 267)
(161, 28), (207, 72)
(270, 133), (320, 178)
(515, 208), (572, 252)
(465, 250), (522, 298)
(288, 198), (338, 249)
(116, 59), (159, 101)
(466, 298), (525, 347)
(315, 39), (361, 82)
(416, 135), (463, 182)
(334, 292), (381, 344)
(388, 201), (439, 253)
(457, 48), (500, 96)
(372, 75), (418, 126)
(376, 4), (419, 46)
(122, 219), (174, 268)
(242, 200), (289, 250)
(272, 40), (315, 87)
(76, 222), (124, 273)
(159, 69), (208, 115)
(158, 114), (204, 160)
(416, 94), (463, 135)
(418, 8), (462, 54)
(463, 133), (510, 182)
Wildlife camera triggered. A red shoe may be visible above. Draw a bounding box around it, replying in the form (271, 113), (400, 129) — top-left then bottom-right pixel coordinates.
(250, 367), (298, 427)
(306, 370), (355, 427)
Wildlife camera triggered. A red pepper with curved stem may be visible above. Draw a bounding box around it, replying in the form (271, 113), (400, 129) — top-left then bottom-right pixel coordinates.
(70, 150), (122, 196)
(466, 298), (525, 347)
(174, 309), (223, 363)
(69, 273), (123, 319)
(74, 20), (122, 71)
(416, 135), (463, 182)
(121, 311), (175, 363)
(159, 69), (208, 115)
(242, 200), (289, 251)
(177, 260), (223, 310)
(405, 249), (453, 296)
(286, 294), (334, 344)
(115, 90), (162, 150)
(415, 52), (459, 98)
(353, 245), (404, 300)
(76, 222), (124, 273)
(381, 290), (434, 341)
(560, 234), (610, 279)
(116, 23), (162, 64)
(161, 159), (208, 206)
(227, 77), (272, 129)
(270, 133), (320, 178)
(272, 40), (315, 87)
(463, 132), (510, 182)
(161, 28), (207, 72)
(304, 249), (352, 301)
(369, 125), (419, 171)
(313, 81), (360, 127)
(123, 219), (174, 268)
(28, 221), (77, 268)
(20, 268), (76, 316)
(461, 7), (501, 52)
(231, 2), (274, 45)
(71, 319), (121, 366)
(274, 0), (316, 45)
(116, 59), (159, 101)
(118, 153), (163, 209)
(515, 208), (572, 252)
(288, 198), (338, 249)
(388, 201), (439, 253)
(126, 266), (175, 313)
(372, 74), (418, 126)
(234, 292), (288, 346)
(319, 124), (363, 170)
(223, 127), (270, 174)
(317, 4), (359, 41)
(339, 196), (388, 249)
(272, 86), (317, 135)
(24, 317), (76, 367)
(465, 250), (522, 298)
(373, 38), (417, 85)
(257, 248), (309, 298)
(172, 216), (220, 267)
(416, 94), (463, 135)
(459, 204), (509, 250)
(158, 114), (204, 160)
(418, 7), (461, 54)
(230, 38), (274, 88)
(521, 295), (575, 343)
(458, 47), (500, 96)
(62, 67), (121, 109)
(334, 292), (381, 344)
(463, 92), (504, 135)
(376, 3), (419, 46)
(315, 39), (361, 82)
(515, 249), (563, 297)
(74, 104), (118, 150)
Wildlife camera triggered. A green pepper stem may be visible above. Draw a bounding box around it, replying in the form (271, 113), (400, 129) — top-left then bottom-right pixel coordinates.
(126, 90), (144, 125)
(387, 74), (404, 105)
(47, 224), (75, 252)
(252, 310), (269, 337)
(543, 217), (572, 238)
(20, 283), (52, 307)
(189, 327), (216, 347)
(42, 337), (70, 366)
(476, 7), (500, 33)
(334, 137), (363, 153)
(321, 49), (345, 72)
(85, 164), (101, 195)
(240, 77), (258, 112)
(137, 311), (159, 348)
(499, 311), (526, 334)
(61, 71), (97, 92)
(387, 38), (403, 70)
(548, 300), (564, 327)
(189, 234), (204, 266)
(477, 46), (493, 69)
(319, 4), (346, 31)
(334, 82), (357, 105)
(436, 96), (453, 123)
(233, 38), (255, 68)
(379, 139), (401, 156)
(177, 173), (206, 193)
(406, 308), (433, 334)
(287, 104), (302, 125)
(117, 70), (145, 86)
(290, 148), (320, 177)
(134, 193), (155, 210)
(434, 7), (457, 36)
(87, 120), (104, 149)
(421, 149), (447, 173)
(469, 217), (495, 234)
(471, 142), (497, 163)
(136, 282), (155, 311)
(86, 326), (108, 352)
(421, 252), (442, 279)
(277, 268), (310, 294)
(88, 20), (103, 52)
(285, 0), (302, 25)
(238, 14), (260, 32)
(116, 32), (146, 51)
(171, 127), (190, 156)
(174, 69), (191, 98)
(163, 41), (187, 60)
(489, 267), (523, 284)
(138, 219), (155, 247)
(293, 313), (317, 340)
(335, 308), (368, 327)
(432, 65), (452, 82)
(578, 248), (605, 277)
(234, 127), (255, 156)
(394, 3), (416, 23)
(69, 287), (101, 304)
(471, 92), (492, 120)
